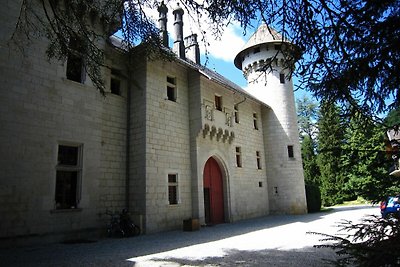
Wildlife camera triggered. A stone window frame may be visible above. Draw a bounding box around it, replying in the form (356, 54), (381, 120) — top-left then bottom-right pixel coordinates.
(253, 113), (259, 130)
(287, 145), (295, 159)
(66, 37), (86, 84)
(215, 95), (223, 111)
(234, 105), (240, 123)
(54, 143), (83, 210)
(110, 68), (123, 96)
(235, 146), (242, 168)
(168, 173), (179, 205)
(256, 151), (262, 169)
(166, 76), (177, 102)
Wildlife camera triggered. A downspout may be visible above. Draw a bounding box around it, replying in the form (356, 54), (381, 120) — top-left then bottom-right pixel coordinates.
(125, 62), (132, 211)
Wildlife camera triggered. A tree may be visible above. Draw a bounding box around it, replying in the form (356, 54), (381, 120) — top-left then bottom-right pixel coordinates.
(341, 114), (390, 202)
(296, 95), (319, 141)
(11, 0), (400, 117)
(317, 100), (346, 206)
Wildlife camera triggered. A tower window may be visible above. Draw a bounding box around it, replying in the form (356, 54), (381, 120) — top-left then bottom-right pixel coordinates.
(280, 73), (285, 84)
(254, 47), (260, 53)
(287, 145), (294, 158)
(215, 95), (222, 111)
(256, 151), (262, 169)
(235, 147), (242, 168)
(166, 76), (177, 102)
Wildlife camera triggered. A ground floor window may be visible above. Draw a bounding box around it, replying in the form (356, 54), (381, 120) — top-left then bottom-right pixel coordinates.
(168, 174), (179, 205)
(55, 144), (82, 209)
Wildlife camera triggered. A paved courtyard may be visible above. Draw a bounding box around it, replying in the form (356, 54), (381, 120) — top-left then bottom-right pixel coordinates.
(0, 205), (379, 266)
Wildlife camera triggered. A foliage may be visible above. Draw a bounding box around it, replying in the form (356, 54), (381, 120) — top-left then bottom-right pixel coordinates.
(12, 0), (170, 94)
(310, 215), (400, 267)
(341, 114), (397, 203)
(10, 0), (400, 117)
(317, 101), (346, 206)
(301, 135), (320, 186)
(297, 95), (319, 141)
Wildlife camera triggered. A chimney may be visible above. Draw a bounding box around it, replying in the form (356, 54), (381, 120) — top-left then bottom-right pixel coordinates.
(185, 34), (200, 64)
(157, 1), (168, 47)
(172, 3), (185, 59)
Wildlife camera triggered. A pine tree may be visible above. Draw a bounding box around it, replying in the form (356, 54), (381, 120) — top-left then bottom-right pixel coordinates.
(341, 114), (388, 202)
(317, 101), (346, 206)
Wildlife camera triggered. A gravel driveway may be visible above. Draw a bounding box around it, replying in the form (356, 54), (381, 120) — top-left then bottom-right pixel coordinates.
(0, 205), (379, 266)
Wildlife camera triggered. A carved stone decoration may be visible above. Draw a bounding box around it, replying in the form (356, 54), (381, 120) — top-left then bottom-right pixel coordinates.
(224, 107), (232, 127)
(203, 99), (214, 121)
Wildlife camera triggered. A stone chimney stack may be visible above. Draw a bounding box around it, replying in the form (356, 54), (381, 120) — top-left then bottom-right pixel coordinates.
(157, 1), (169, 47)
(172, 3), (185, 59)
(185, 34), (200, 64)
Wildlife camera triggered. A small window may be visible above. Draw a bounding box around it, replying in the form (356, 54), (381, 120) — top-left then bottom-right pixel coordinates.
(55, 144), (82, 210)
(256, 151), (262, 169)
(253, 47), (260, 53)
(110, 68), (122, 96)
(235, 147), (242, 168)
(110, 78), (121, 95)
(234, 105), (239, 123)
(280, 73), (285, 84)
(253, 113), (258, 130)
(215, 95), (222, 111)
(166, 76), (177, 102)
(66, 38), (85, 83)
(168, 174), (178, 205)
(287, 145), (294, 158)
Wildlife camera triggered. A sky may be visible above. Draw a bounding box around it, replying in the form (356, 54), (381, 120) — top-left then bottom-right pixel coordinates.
(144, 2), (307, 99)
(145, 3), (254, 88)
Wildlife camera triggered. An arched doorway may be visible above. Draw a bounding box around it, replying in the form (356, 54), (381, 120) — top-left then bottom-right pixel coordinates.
(203, 157), (224, 224)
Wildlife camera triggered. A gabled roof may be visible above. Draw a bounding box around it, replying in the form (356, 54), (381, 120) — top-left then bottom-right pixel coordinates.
(108, 35), (270, 108)
(176, 57), (270, 108)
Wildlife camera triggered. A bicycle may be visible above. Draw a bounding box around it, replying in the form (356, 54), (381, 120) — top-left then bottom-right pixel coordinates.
(105, 209), (140, 238)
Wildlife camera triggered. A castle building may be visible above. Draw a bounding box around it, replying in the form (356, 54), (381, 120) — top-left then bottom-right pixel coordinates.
(0, 2), (307, 245)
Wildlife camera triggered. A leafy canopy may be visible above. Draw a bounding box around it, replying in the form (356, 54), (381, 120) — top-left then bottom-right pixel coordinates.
(12, 0), (400, 116)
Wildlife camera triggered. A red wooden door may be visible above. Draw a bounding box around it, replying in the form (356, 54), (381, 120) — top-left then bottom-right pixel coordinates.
(203, 157), (224, 224)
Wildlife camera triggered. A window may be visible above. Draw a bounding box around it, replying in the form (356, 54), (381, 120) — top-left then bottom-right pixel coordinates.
(167, 76), (177, 102)
(55, 144), (82, 209)
(168, 174), (178, 205)
(280, 73), (285, 84)
(234, 105), (239, 123)
(110, 68), (122, 95)
(256, 151), (262, 169)
(66, 38), (85, 83)
(287, 145), (294, 158)
(253, 113), (258, 130)
(215, 95), (222, 111)
(235, 147), (242, 167)
(253, 47), (260, 53)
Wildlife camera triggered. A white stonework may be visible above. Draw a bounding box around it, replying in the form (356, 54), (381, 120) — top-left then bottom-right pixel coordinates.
(0, 2), (307, 246)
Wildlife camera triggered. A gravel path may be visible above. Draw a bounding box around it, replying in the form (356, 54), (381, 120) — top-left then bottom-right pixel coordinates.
(0, 205), (379, 266)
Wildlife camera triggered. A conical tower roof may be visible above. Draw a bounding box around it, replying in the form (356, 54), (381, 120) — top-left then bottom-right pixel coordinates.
(234, 24), (289, 69)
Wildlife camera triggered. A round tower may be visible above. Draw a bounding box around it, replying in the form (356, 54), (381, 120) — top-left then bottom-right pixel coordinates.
(234, 24), (307, 214)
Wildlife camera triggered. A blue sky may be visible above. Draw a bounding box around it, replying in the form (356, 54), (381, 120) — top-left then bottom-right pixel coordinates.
(145, 2), (308, 100)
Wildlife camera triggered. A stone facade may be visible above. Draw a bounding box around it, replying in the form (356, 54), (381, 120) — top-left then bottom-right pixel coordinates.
(0, 1), (307, 246)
